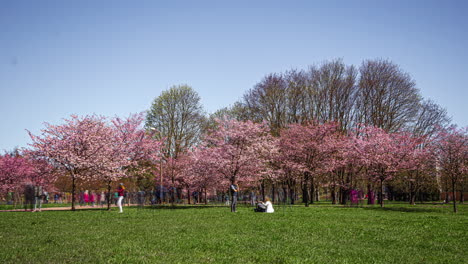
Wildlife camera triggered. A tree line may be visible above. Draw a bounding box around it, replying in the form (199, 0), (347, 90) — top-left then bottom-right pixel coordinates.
(0, 59), (466, 212)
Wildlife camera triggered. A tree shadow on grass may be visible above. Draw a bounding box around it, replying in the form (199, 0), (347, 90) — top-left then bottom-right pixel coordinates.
(142, 205), (227, 210)
(362, 206), (449, 214)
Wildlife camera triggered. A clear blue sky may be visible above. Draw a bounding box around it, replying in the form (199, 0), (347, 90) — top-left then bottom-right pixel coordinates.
(1, 0), (467, 151)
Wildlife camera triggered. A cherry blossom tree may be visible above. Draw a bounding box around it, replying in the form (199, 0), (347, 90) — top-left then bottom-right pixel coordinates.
(279, 121), (340, 206)
(0, 154), (31, 193)
(196, 118), (277, 207)
(436, 126), (467, 213)
(325, 131), (364, 205)
(0, 151), (57, 208)
(396, 134), (435, 205)
(108, 113), (163, 208)
(28, 115), (121, 210)
(182, 150), (219, 204)
(357, 126), (418, 207)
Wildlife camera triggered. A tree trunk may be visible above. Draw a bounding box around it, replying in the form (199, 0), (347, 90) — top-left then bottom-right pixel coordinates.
(410, 192), (416, 205)
(367, 184), (374, 205)
(409, 181), (415, 205)
(261, 181), (265, 201)
(107, 180), (112, 211)
(204, 188), (208, 205)
(380, 179), (384, 207)
(309, 177), (315, 204)
(290, 187), (295, 205)
(71, 174), (76, 211)
(452, 179), (457, 213)
(331, 186), (337, 205)
(288, 181), (295, 205)
(340, 186), (348, 205)
(283, 186), (288, 204)
(187, 187), (191, 205)
(303, 172), (309, 207)
(272, 183), (276, 203)
(171, 178), (175, 206)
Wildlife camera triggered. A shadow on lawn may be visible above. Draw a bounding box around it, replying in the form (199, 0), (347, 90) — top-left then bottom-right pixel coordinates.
(143, 205), (227, 210)
(362, 206), (448, 213)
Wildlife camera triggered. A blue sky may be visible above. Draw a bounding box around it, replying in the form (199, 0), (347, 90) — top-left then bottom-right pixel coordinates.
(1, 0), (467, 151)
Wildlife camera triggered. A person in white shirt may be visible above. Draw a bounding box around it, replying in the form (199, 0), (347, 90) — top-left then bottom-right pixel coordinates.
(263, 197), (274, 213)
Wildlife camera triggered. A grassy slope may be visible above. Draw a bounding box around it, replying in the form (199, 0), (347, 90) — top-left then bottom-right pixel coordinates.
(0, 203), (466, 264)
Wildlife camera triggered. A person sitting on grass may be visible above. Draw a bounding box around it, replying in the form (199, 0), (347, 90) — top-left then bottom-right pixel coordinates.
(254, 197), (274, 213)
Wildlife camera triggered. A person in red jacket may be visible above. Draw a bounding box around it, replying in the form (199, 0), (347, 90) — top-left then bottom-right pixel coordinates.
(117, 183), (125, 213)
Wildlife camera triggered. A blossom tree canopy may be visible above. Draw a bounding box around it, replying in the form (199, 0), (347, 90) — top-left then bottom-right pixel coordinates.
(28, 115), (125, 210)
(199, 118), (277, 187)
(0, 154), (31, 193)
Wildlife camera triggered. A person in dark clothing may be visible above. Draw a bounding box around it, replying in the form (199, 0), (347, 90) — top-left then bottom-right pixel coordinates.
(230, 180), (239, 212)
(24, 184), (35, 211)
(254, 201), (267, 212)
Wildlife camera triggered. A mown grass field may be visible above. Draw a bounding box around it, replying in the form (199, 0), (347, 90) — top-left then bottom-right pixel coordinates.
(0, 202), (466, 264)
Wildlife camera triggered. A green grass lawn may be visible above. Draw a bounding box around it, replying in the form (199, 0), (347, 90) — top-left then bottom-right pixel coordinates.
(0, 202), (466, 264)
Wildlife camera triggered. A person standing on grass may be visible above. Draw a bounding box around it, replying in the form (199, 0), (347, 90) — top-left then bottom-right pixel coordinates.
(100, 191), (106, 207)
(83, 190), (89, 205)
(54, 193), (59, 204)
(116, 183), (125, 213)
(33, 185), (44, 212)
(24, 183), (35, 211)
(230, 180), (239, 212)
(90, 191), (95, 207)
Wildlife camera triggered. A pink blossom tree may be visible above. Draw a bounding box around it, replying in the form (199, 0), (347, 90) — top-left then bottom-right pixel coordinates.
(185, 146), (232, 204)
(396, 134), (435, 205)
(325, 131), (363, 205)
(357, 126), (417, 207)
(197, 118), (277, 207)
(279, 121), (340, 206)
(28, 115), (122, 211)
(436, 126), (467, 213)
(0, 154), (32, 194)
(107, 113), (163, 208)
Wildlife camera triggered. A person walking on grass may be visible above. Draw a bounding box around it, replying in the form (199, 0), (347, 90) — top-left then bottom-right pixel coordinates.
(230, 180), (239, 212)
(117, 183), (126, 213)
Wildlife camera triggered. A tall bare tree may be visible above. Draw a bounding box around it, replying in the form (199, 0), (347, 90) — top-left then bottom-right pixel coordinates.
(243, 73), (288, 136)
(309, 59), (357, 131)
(412, 99), (451, 138)
(356, 59), (421, 132)
(284, 69), (310, 124)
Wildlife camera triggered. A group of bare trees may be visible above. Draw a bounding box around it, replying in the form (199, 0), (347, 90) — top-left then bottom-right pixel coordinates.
(224, 59), (450, 138)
